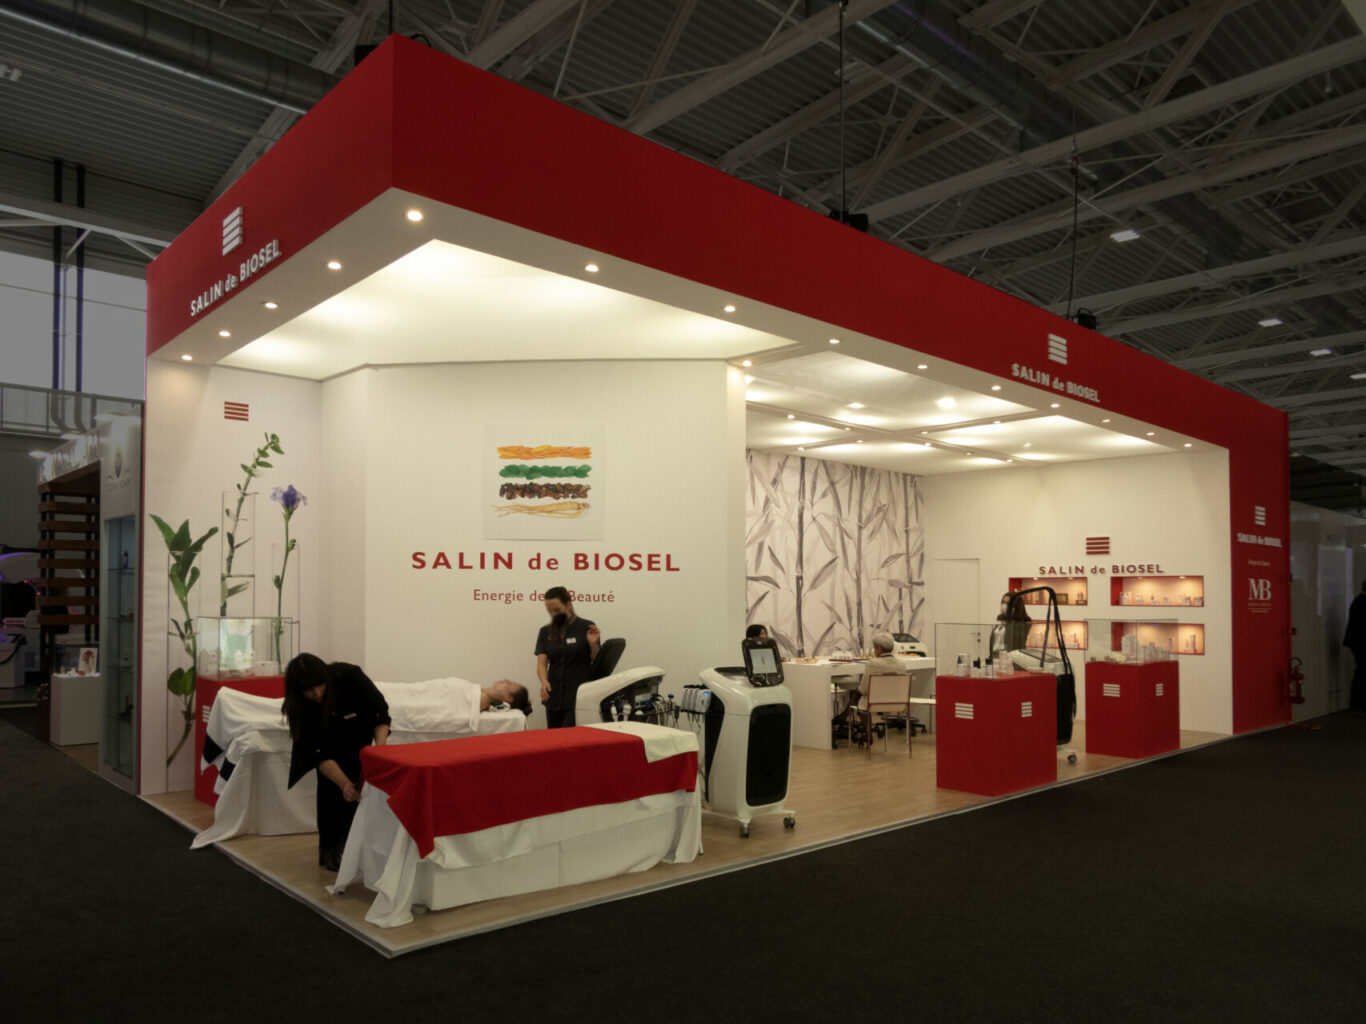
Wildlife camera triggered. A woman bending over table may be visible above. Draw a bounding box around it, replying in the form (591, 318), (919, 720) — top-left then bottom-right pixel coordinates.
(284, 653), (391, 871)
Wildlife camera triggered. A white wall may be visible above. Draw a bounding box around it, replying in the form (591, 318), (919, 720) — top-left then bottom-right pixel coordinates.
(0, 250), (147, 400)
(339, 360), (746, 727)
(142, 361), (322, 793)
(923, 450), (1233, 734)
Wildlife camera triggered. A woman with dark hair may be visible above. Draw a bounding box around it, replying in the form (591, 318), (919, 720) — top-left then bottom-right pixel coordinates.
(283, 653), (391, 871)
(535, 585), (600, 728)
(745, 624), (769, 640)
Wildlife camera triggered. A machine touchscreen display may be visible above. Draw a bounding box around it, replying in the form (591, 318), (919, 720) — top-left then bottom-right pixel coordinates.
(749, 646), (777, 676)
(741, 637), (784, 686)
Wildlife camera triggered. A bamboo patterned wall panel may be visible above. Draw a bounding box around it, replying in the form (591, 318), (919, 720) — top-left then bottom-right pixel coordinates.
(746, 450), (925, 657)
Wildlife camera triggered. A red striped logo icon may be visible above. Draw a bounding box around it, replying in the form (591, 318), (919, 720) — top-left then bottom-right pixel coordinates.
(1085, 536), (1109, 555)
(224, 401), (249, 422)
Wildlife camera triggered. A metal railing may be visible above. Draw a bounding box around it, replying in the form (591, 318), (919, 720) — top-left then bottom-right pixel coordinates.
(0, 382), (141, 440)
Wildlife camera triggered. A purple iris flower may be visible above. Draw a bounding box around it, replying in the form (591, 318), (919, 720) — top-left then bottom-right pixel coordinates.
(271, 485), (307, 517)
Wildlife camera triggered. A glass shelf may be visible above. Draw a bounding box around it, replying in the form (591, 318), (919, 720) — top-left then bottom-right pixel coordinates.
(1110, 574), (1203, 608)
(1007, 576), (1089, 607)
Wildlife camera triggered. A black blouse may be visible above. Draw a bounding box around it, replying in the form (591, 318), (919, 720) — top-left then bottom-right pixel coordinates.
(535, 617), (596, 710)
(286, 662), (391, 787)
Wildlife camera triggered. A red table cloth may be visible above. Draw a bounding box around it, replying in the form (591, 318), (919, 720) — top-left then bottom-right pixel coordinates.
(360, 726), (698, 857)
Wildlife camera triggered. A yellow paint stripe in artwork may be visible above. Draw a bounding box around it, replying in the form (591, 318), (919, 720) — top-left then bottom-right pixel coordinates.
(496, 445), (592, 460)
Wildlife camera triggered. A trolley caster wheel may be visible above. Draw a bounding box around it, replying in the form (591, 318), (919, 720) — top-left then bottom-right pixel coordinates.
(1067, 753), (1077, 765)
(739, 823), (750, 839)
(783, 815), (796, 830)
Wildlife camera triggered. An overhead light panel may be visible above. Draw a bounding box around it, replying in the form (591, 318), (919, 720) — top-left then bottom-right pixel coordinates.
(1351, 371), (1366, 380)
(1109, 228), (1141, 243)
(1310, 348), (1332, 356)
(1257, 317), (1282, 327)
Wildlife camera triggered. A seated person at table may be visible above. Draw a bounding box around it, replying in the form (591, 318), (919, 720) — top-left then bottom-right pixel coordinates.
(857, 632), (906, 697)
(745, 624), (769, 641)
(284, 653), (391, 872)
(482, 679), (533, 716)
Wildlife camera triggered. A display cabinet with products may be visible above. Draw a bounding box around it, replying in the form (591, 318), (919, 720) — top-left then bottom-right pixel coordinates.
(1084, 619), (1179, 663)
(1110, 574), (1203, 608)
(102, 514), (137, 784)
(1007, 576), (1088, 606)
(194, 616), (294, 680)
(1025, 620), (1087, 651)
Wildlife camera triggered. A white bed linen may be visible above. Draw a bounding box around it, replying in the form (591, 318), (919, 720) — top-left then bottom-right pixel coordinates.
(330, 782), (702, 928)
(191, 679), (527, 849)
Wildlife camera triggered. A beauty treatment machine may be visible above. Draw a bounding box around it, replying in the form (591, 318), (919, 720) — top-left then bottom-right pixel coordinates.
(690, 637), (795, 838)
(575, 665), (673, 725)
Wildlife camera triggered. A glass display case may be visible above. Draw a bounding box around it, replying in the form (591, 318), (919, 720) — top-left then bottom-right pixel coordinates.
(102, 514), (137, 782)
(194, 616), (294, 679)
(1084, 619), (1179, 664)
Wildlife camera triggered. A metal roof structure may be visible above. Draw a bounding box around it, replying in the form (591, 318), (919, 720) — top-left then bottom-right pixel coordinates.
(1, 0), (1364, 487)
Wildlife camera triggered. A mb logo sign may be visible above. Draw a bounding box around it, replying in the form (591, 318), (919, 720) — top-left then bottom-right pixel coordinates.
(1248, 578), (1272, 602)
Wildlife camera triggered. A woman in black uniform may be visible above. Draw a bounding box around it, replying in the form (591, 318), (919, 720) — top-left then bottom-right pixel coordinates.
(283, 653), (391, 871)
(536, 585), (600, 728)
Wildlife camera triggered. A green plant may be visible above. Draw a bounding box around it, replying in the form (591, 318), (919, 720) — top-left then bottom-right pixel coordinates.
(221, 433), (284, 615)
(151, 515), (218, 766)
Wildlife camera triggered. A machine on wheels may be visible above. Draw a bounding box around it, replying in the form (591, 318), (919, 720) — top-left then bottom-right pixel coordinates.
(691, 637), (795, 838)
(995, 586), (1078, 764)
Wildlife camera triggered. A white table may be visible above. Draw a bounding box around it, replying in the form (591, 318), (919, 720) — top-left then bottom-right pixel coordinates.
(781, 657), (937, 749)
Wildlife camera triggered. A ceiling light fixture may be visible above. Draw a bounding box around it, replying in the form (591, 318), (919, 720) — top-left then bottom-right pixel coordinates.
(1351, 372), (1366, 380)
(916, 363), (928, 370)
(848, 402), (865, 409)
(990, 385), (1001, 391)
(1257, 317), (1282, 327)
(1050, 402), (1060, 408)
(787, 414), (796, 420)
(1310, 348), (1332, 356)
(405, 209), (423, 222)
(1109, 228), (1141, 243)
(584, 263), (599, 273)
(218, 330), (231, 338)
(856, 439), (864, 444)
(326, 260), (342, 270)
(181, 354), (193, 361)
(935, 397), (955, 409)
(1101, 418), (1111, 423)
(1183, 443), (1192, 448)
(723, 304), (736, 313)
(1146, 431), (1155, 436)
(740, 359), (752, 368)
(828, 338), (840, 345)
(263, 301), (279, 310)
(1022, 442), (1031, 448)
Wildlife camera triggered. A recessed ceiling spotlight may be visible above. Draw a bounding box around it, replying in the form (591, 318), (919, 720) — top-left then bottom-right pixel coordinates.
(1005, 458), (1013, 463)
(584, 263), (599, 273)
(1050, 402), (1060, 408)
(828, 338), (840, 345)
(990, 385), (1001, 391)
(1101, 418), (1111, 423)
(848, 402), (865, 409)
(787, 414), (796, 420)
(1022, 442), (1032, 448)
(1146, 431), (1155, 436)
(1257, 317), (1283, 327)
(1109, 227), (1141, 243)
(844, 426), (852, 431)
(405, 209), (424, 222)
(993, 420), (1001, 424)
(797, 446), (806, 451)
(856, 439), (864, 444)
(1310, 348), (1332, 356)
(263, 301), (279, 310)
(1183, 443), (1193, 448)
(741, 359), (752, 367)
(916, 363), (928, 370)
(218, 329), (231, 338)
(723, 304), (736, 313)
(935, 397), (956, 409)
(326, 260), (342, 270)
(181, 354), (193, 361)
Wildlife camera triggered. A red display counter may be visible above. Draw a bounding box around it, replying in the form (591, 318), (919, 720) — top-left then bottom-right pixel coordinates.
(1084, 661), (1179, 759)
(193, 674), (285, 805)
(936, 673), (1057, 796)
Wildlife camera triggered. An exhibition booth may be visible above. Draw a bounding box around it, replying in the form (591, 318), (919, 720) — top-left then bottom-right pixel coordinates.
(136, 35), (1288, 840)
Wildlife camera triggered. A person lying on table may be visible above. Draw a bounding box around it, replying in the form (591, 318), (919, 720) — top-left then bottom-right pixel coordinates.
(481, 679), (533, 716)
(283, 653), (391, 872)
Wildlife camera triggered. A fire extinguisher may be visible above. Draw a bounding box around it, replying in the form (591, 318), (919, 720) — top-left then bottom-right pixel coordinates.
(1288, 656), (1306, 704)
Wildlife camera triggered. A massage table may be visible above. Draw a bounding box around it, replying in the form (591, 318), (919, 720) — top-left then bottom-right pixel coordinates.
(330, 721), (702, 927)
(191, 678), (527, 849)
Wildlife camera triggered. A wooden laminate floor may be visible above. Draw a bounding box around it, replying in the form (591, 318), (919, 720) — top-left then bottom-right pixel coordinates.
(144, 721), (1227, 957)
